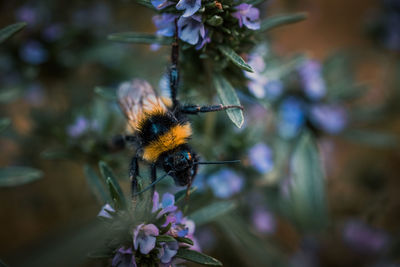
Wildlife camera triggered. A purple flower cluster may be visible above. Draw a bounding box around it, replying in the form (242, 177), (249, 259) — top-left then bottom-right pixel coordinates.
(248, 143), (274, 174)
(151, 0), (259, 49)
(67, 116), (99, 138)
(99, 192), (198, 266)
(245, 53), (348, 138)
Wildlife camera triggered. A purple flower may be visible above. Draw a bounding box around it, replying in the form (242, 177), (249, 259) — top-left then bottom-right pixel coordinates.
(176, 0), (201, 17)
(298, 60), (326, 101)
(309, 104), (347, 134)
(207, 169), (244, 199)
(151, 0), (174, 10)
(15, 6), (39, 27)
(265, 80), (283, 100)
(133, 223), (159, 254)
(252, 207), (276, 234)
(112, 247), (137, 267)
(195, 29), (211, 50)
(67, 116), (89, 137)
(42, 24), (64, 42)
(24, 83), (45, 106)
(19, 40), (48, 65)
(153, 14), (178, 37)
(178, 15), (205, 45)
(343, 220), (389, 254)
(232, 4), (260, 30)
(97, 203), (115, 219)
(157, 241), (179, 264)
(278, 97), (305, 139)
(248, 143), (274, 174)
(152, 191), (178, 218)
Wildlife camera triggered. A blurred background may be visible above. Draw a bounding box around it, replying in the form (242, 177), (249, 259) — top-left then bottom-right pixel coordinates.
(0, 0), (399, 266)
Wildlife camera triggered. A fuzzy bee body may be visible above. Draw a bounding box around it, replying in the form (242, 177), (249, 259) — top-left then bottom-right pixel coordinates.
(117, 22), (242, 197)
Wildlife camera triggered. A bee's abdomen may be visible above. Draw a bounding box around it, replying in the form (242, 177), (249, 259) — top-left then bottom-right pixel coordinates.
(139, 114), (192, 162)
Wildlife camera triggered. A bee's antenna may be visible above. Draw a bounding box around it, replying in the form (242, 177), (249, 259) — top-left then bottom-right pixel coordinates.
(133, 171), (173, 196)
(194, 160), (241, 165)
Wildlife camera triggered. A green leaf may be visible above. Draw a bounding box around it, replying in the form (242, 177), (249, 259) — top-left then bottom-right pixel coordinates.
(87, 248), (114, 259)
(342, 129), (398, 147)
(0, 88), (21, 103)
(213, 75), (244, 128)
(0, 258), (9, 267)
(189, 200), (236, 226)
(40, 148), (70, 160)
(286, 132), (327, 231)
(176, 249), (222, 266)
(0, 118), (11, 132)
(108, 32), (172, 45)
(218, 46), (253, 72)
(99, 161), (126, 209)
(94, 87), (117, 100)
(174, 186), (197, 203)
(176, 237), (194, 246)
(0, 167), (43, 187)
(84, 165), (111, 204)
(0, 22), (26, 44)
(259, 13), (307, 32)
(156, 235), (176, 243)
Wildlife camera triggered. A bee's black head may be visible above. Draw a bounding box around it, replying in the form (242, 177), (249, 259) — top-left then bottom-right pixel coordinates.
(161, 146), (198, 186)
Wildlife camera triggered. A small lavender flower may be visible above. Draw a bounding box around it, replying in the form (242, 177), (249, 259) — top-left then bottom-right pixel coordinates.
(298, 60), (326, 101)
(343, 220), (389, 254)
(195, 29), (211, 50)
(251, 207), (276, 234)
(67, 116), (89, 137)
(157, 241), (179, 264)
(207, 169), (244, 199)
(15, 6), (39, 27)
(178, 15), (205, 45)
(151, 0), (174, 10)
(176, 0), (201, 17)
(277, 97), (306, 139)
(248, 143), (274, 174)
(42, 24), (64, 42)
(152, 191), (178, 218)
(232, 4), (260, 30)
(265, 80), (284, 100)
(153, 14), (178, 37)
(133, 223), (159, 254)
(112, 247), (137, 267)
(97, 203), (115, 219)
(19, 40), (49, 65)
(309, 104), (347, 134)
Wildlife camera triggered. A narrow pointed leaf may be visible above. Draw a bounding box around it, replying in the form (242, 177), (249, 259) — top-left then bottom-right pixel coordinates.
(176, 237), (194, 245)
(156, 235), (176, 243)
(259, 13), (307, 32)
(189, 200), (236, 226)
(287, 132), (327, 230)
(0, 22), (26, 44)
(0, 167), (43, 187)
(99, 161), (126, 209)
(174, 186), (197, 203)
(84, 165), (111, 204)
(213, 75), (244, 128)
(0, 118), (11, 132)
(176, 249), (222, 266)
(94, 86), (117, 100)
(108, 32), (172, 45)
(218, 46), (253, 72)
(0, 88), (21, 103)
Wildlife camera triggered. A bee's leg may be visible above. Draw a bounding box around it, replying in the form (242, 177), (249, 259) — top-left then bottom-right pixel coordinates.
(170, 18), (180, 109)
(181, 104), (244, 114)
(129, 156), (139, 199)
(186, 153), (199, 200)
(150, 163), (157, 199)
(109, 134), (136, 152)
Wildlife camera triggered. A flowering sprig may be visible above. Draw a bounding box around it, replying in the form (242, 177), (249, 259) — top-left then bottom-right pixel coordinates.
(90, 160), (222, 267)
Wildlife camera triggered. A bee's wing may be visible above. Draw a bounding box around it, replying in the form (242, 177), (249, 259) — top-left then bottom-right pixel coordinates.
(117, 79), (168, 132)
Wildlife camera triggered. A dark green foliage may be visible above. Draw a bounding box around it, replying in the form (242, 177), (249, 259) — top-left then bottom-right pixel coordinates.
(176, 249), (223, 266)
(0, 22), (26, 44)
(0, 167), (43, 187)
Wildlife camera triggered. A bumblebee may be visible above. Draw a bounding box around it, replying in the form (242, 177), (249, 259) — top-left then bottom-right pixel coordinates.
(117, 23), (242, 197)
